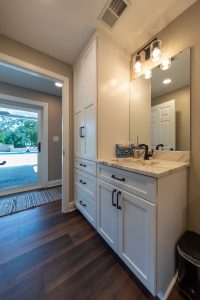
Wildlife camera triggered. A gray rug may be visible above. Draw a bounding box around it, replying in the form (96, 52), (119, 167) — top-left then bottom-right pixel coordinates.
(0, 186), (62, 217)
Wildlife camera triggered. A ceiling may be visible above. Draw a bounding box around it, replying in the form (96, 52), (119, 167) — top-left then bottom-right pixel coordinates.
(0, 0), (196, 65)
(0, 62), (62, 96)
(151, 48), (190, 99)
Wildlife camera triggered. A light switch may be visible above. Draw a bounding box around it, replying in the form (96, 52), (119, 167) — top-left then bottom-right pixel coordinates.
(52, 136), (60, 142)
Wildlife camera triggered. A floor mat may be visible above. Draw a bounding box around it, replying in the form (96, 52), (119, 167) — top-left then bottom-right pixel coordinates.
(0, 186), (62, 217)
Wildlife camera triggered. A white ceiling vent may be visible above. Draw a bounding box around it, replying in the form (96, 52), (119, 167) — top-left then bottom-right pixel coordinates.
(99, 0), (131, 28)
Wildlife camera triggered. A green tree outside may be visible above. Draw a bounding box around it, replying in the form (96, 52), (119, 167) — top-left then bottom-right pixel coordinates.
(0, 116), (38, 148)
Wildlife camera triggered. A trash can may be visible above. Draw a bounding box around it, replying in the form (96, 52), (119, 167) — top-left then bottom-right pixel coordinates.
(177, 231), (200, 300)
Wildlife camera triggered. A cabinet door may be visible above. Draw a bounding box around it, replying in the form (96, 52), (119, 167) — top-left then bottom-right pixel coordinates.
(74, 61), (84, 113)
(97, 179), (118, 252)
(83, 41), (97, 108)
(74, 111), (84, 158)
(117, 190), (156, 295)
(84, 104), (96, 161)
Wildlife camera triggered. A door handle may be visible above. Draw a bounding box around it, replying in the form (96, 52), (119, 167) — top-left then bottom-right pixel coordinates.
(112, 189), (117, 207)
(117, 191), (122, 210)
(0, 161), (6, 166)
(111, 174), (125, 182)
(38, 142), (41, 153)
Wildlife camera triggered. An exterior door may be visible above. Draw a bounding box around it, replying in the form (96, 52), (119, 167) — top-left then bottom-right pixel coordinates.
(0, 102), (44, 195)
(151, 99), (175, 150)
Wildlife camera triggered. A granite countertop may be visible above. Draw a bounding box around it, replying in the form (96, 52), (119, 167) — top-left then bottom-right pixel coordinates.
(97, 151), (190, 178)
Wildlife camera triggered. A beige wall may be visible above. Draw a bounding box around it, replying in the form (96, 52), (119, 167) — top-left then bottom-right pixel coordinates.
(131, 1), (200, 233)
(152, 86), (190, 151)
(0, 34), (73, 201)
(0, 81), (62, 182)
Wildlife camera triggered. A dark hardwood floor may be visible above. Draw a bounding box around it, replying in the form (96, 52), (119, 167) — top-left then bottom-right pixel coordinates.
(0, 201), (184, 300)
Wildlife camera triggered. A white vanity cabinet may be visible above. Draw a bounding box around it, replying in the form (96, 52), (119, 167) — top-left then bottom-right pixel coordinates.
(97, 163), (187, 298)
(97, 166), (156, 294)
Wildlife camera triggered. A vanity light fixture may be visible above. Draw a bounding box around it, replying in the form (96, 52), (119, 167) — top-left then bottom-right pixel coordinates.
(134, 54), (142, 73)
(160, 58), (171, 70)
(133, 38), (162, 74)
(163, 78), (172, 85)
(55, 82), (63, 88)
(151, 39), (162, 61)
(144, 70), (152, 79)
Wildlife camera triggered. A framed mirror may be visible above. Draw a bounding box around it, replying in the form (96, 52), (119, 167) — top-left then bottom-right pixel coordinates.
(130, 48), (190, 151)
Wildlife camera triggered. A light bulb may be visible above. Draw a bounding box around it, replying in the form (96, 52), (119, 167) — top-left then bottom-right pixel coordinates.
(144, 70), (152, 79)
(160, 58), (171, 70)
(151, 40), (162, 62)
(134, 55), (142, 73)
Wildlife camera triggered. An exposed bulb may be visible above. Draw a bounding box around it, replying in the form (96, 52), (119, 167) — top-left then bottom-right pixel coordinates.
(134, 55), (142, 73)
(151, 40), (162, 62)
(144, 70), (152, 79)
(160, 58), (171, 70)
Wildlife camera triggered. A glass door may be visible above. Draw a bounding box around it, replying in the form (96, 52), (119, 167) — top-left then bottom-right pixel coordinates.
(0, 103), (42, 193)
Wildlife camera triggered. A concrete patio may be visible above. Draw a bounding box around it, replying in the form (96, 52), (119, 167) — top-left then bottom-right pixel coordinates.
(0, 153), (38, 189)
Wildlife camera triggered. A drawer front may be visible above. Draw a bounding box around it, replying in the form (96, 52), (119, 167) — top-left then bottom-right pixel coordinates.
(75, 158), (96, 176)
(74, 168), (96, 200)
(97, 163), (156, 203)
(75, 187), (96, 228)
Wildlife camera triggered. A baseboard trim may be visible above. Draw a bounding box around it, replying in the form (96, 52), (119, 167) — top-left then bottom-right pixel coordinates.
(157, 272), (178, 300)
(47, 179), (62, 187)
(68, 202), (76, 212)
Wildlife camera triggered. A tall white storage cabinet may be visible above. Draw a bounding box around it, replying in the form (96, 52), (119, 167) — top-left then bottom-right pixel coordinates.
(73, 31), (130, 228)
(74, 40), (97, 161)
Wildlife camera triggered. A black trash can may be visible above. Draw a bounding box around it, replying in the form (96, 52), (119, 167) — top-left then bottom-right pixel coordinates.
(177, 231), (200, 300)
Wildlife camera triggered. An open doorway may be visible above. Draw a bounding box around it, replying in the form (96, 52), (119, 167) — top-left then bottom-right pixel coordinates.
(0, 57), (69, 214)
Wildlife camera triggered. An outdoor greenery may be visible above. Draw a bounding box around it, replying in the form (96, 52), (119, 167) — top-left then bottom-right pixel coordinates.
(0, 116), (38, 148)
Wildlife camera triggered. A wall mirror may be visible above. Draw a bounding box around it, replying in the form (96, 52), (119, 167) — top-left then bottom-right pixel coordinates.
(130, 48), (190, 151)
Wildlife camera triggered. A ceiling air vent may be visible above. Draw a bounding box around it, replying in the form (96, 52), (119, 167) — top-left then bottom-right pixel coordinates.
(99, 0), (131, 28)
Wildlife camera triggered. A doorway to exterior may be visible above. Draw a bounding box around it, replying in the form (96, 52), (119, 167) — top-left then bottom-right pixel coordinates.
(0, 53), (70, 213)
(0, 96), (48, 197)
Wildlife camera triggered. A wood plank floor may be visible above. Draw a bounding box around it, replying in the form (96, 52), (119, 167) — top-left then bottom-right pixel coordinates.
(0, 201), (184, 300)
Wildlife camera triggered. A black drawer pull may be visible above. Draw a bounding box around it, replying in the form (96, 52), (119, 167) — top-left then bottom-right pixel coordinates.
(80, 163), (86, 167)
(79, 200), (86, 207)
(80, 179), (86, 185)
(112, 189), (116, 207)
(111, 175), (125, 182)
(117, 191), (122, 210)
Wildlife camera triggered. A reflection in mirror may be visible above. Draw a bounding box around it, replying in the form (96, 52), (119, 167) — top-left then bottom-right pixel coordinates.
(130, 48), (190, 151)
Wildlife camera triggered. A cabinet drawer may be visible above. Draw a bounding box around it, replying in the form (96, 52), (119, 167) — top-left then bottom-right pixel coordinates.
(74, 168), (96, 200)
(75, 158), (96, 176)
(75, 187), (96, 228)
(97, 163), (156, 203)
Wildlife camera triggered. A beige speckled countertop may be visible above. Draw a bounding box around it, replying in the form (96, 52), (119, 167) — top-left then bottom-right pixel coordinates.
(97, 151), (190, 178)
